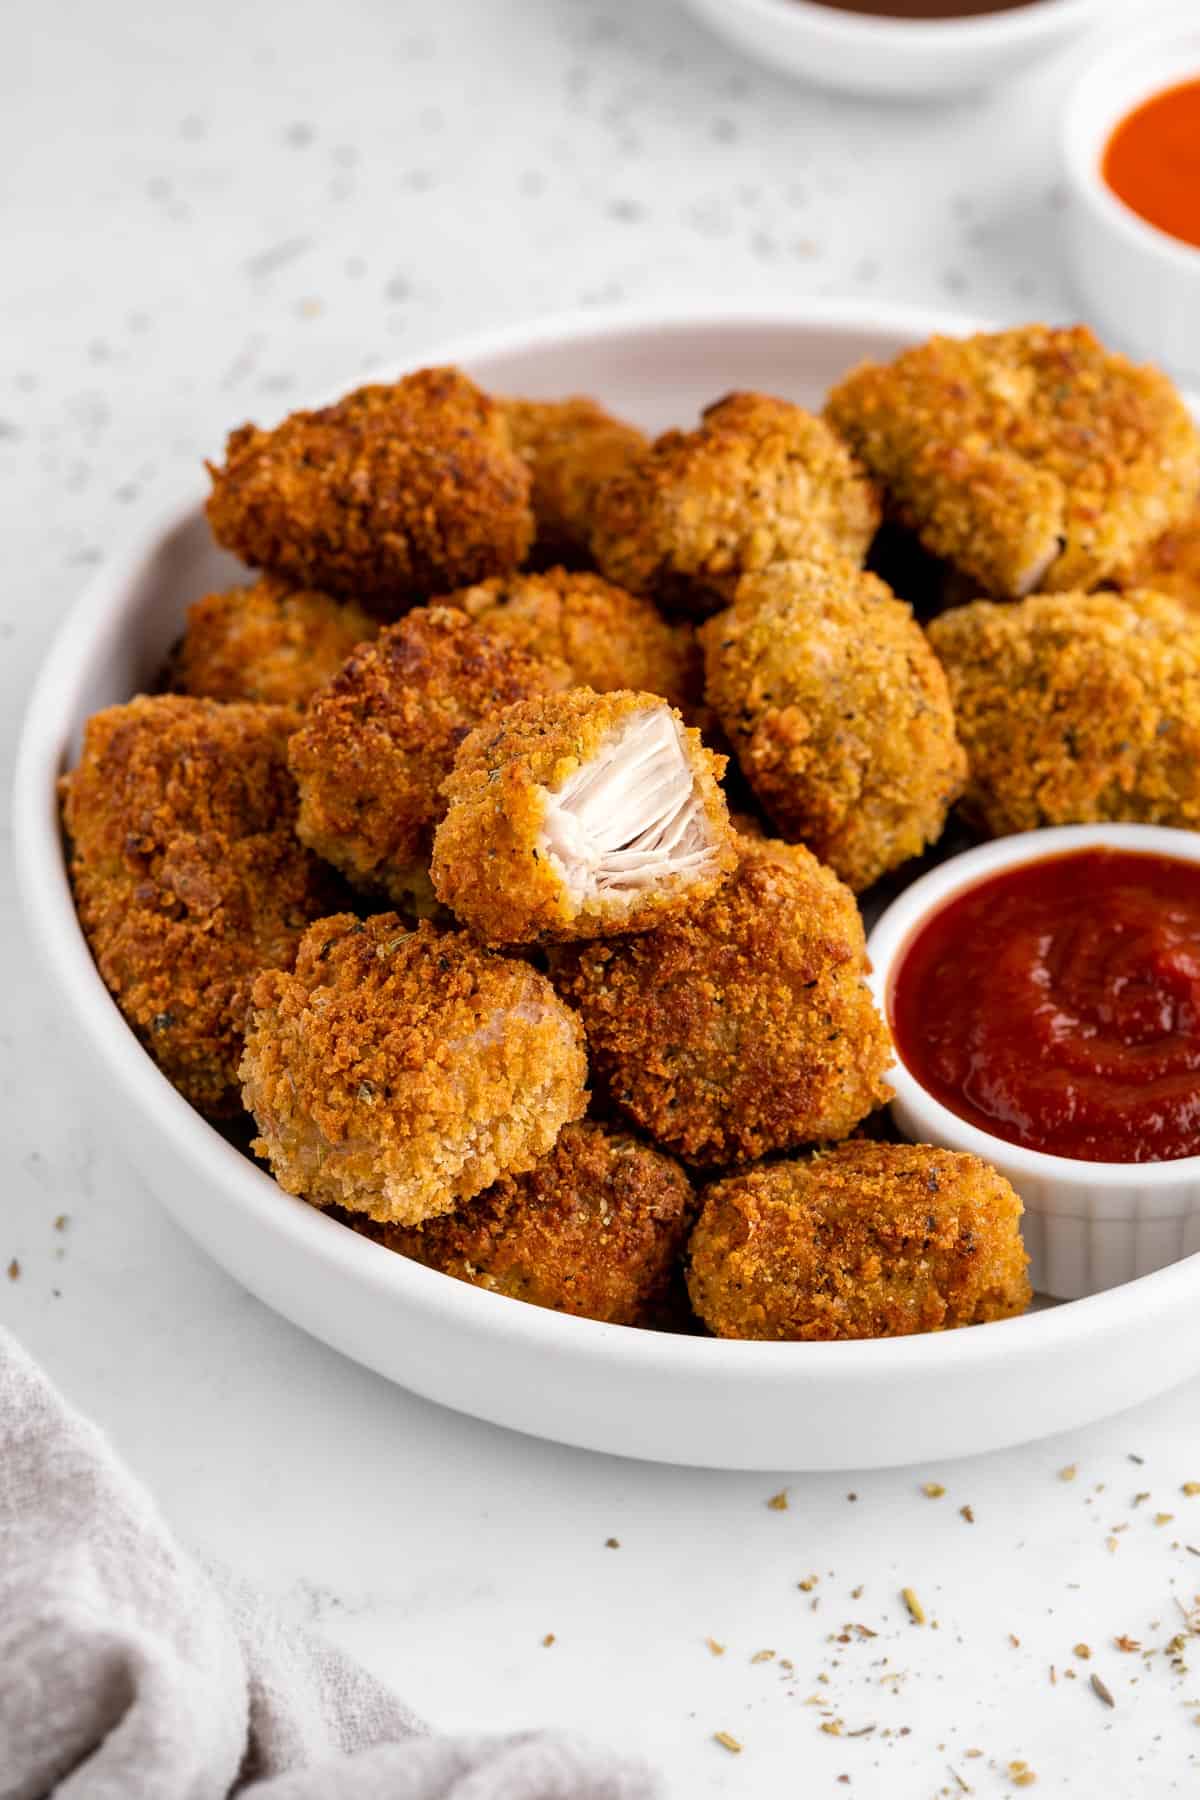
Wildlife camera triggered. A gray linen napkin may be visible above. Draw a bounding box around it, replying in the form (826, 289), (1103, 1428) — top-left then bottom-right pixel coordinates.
(0, 1328), (658, 1800)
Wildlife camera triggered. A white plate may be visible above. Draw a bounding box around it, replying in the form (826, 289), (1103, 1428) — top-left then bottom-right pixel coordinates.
(15, 300), (1200, 1470)
(677, 0), (1111, 100)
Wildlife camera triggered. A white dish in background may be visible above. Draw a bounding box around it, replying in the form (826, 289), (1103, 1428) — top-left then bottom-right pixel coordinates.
(1062, 21), (1200, 380)
(867, 824), (1200, 1302)
(678, 0), (1112, 99)
(15, 300), (1200, 1471)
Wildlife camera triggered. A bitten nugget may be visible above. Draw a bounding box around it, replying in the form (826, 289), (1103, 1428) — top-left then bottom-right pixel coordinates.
(206, 367), (534, 617)
(553, 833), (892, 1166)
(928, 588), (1200, 836)
(289, 605), (554, 908)
(448, 567), (703, 718)
(377, 1119), (693, 1325)
(827, 324), (1200, 599)
(431, 689), (736, 945)
(170, 576), (376, 710)
(61, 695), (339, 1116)
(1115, 499), (1200, 614)
(240, 914), (589, 1224)
(700, 556), (966, 891)
(589, 392), (880, 616)
(500, 395), (648, 565)
(687, 1143), (1031, 1340)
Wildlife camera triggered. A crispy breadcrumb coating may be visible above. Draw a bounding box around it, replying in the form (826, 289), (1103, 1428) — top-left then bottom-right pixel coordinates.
(170, 576), (376, 710)
(374, 1119), (693, 1325)
(446, 567), (703, 719)
(61, 696), (339, 1116)
(589, 391), (881, 617)
(431, 689), (736, 945)
(289, 605), (554, 908)
(928, 589), (1200, 836)
(499, 396), (648, 566)
(700, 556), (966, 891)
(686, 1143), (1030, 1341)
(240, 914), (589, 1224)
(1115, 499), (1200, 614)
(206, 367), (534, 617)
(553, 833), (892, 1166)
(826, 325), (1200, 600)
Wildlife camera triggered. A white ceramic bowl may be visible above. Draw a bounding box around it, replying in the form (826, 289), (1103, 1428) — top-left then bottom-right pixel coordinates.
(1063, 20), (1200, 380)
(867, 825), (1200, 1302)
(679, 0), (1111, 98)
(16, 300), (1200, 1471)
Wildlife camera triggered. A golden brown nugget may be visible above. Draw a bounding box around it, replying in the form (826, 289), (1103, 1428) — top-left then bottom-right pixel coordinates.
(206, 367), (534, 617)
(589, 391), (880, 616)
(377, 1119), (694, 1325)
(928, 589), (1200, 836)
(447, 567), (703, 718)
(687, 1143), (1030, 1341)
(700, 556), (966, 891)
(431, 689), (736, 946)
(553, 833), (892, 1167)
(1115, 499), (1200, 614)
(827, 324), (1200, 600)
(240, 914), (588, 1224)
(289, 605), (554, 908)
(61, 695), (339, 1116)
(499, 395), (648, 565)
(171, 576), (376, 710)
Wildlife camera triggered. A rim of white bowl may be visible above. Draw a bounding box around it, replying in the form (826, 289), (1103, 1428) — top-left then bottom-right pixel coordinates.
(1063, 22), (1200, 277)
(716, 0), (1104, 49)
(866, 823), (1200, 1188)
(14, 296), (1200, 1382)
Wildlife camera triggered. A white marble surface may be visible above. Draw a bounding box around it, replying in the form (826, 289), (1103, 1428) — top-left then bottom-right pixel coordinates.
(5, 1), (1200, 1793)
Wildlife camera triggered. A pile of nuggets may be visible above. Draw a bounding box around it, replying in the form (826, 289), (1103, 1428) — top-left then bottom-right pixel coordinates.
(61, 324), (1200, 1341)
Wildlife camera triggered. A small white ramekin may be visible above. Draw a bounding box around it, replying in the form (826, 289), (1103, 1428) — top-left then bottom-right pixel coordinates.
(1062, 20), (1200, 381)
(679, 0), (1114, 100)
(866, 823), (1200, 1301)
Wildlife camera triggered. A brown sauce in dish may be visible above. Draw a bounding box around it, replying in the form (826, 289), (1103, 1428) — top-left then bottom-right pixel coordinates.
(807, 1), (1040, 16)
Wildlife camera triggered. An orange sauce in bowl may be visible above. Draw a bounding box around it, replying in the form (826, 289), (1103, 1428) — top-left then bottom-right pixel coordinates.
(1103, 79), (1200, 251)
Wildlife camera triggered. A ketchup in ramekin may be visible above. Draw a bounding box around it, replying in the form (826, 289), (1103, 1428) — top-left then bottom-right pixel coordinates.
(890, 848), (1200, 1164)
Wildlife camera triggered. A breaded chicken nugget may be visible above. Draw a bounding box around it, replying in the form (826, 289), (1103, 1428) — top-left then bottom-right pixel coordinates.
(826, 325), (1200, 600)
(687, 1143), (1030, 1340)
(447, 567), (703, 718)
(499, 395), (648, 566)
(431, 689), (736, 945)
(240, 914), (588, 1224)
(1115, 499), (1200, 614)
(589, 392), (880, 617)
(553, 833), (892, 1166)
(376, 1119), (693, 1325)
(700, 556), (966, 891)
(170, 576), (376, 710)
(289, 605), (554, 909)
(61, 695), (339, 1116)
(206, 367), (534, 617)
(928, 589), (1200, 836)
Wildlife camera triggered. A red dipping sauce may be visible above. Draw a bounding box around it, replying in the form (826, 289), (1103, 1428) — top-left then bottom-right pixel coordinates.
(1103, 79), (1200, 252)
(890, 849), (1200, 1164)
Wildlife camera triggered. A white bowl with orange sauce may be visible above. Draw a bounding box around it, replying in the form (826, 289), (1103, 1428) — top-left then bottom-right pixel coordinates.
(679, 0), (1113, 99)
(867, 824), (1200, 1303)
(1063, 23), (1200, 380)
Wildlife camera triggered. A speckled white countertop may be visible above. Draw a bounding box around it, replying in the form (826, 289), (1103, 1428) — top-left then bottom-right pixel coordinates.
(4, 1), (1200, 1794)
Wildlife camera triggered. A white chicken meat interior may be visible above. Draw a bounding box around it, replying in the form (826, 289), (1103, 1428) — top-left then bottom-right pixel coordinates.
(535, 706), (716, 904)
